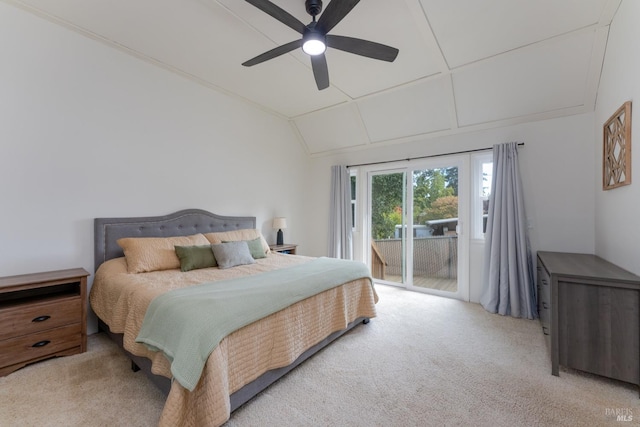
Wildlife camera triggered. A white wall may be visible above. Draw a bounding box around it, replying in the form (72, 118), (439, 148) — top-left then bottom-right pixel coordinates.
(593, 0), (640, 275)
(0, 4), (308, 331)
(307, 113), (596, 302)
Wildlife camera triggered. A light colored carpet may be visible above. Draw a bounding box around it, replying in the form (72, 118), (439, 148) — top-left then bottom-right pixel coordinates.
(1, 284), (636, 426)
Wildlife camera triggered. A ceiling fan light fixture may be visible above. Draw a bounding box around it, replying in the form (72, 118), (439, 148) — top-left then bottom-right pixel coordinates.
(302, 39), (326, 55)
(302, 28), (326, 56)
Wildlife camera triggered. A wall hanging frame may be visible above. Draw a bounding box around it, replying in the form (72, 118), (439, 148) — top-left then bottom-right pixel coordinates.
(603, 100), (632, 190)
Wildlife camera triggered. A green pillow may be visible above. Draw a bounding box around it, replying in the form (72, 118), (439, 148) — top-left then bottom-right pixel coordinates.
(174, 245), (217, 272)
(222, 237), (266, 259)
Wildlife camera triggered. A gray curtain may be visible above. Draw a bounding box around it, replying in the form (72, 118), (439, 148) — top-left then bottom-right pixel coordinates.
(328, 165), (353, 259)
(480, 142), (537, 319)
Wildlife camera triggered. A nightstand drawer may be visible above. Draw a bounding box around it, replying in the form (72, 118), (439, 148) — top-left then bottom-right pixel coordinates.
(0, 295), (81, 341)
(0, 323), (81, 368)
(269, 244), (298, 255)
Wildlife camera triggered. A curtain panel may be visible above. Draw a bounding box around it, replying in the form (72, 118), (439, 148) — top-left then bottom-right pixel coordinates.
(480, 142), (537, 319)
(328, 165), (353, 259)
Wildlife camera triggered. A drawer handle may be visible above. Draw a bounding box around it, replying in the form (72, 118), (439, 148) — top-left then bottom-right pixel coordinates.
(542, 302), (548, 309)
(542, 326), (549, 336)
(32, 340), (51, 348)
(32, 315), (51, 323)
(542, 279), (548, 286)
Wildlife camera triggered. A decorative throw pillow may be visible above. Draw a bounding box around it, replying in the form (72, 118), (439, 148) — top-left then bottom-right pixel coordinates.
(211, 241), (256, 269)
(204, 229), (270, 256)
(174, 245), (217, 272)
(117, 234), (210, 273)
(222, 237), (266, 259)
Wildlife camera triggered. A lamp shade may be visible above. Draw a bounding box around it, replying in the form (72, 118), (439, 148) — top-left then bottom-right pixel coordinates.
(273, 217), (287, 230)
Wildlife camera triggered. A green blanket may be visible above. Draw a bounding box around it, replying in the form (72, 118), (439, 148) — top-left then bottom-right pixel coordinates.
(135, 257), (373, 391)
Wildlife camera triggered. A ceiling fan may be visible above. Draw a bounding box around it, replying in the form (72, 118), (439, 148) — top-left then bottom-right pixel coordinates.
(242, 0), (399, 90)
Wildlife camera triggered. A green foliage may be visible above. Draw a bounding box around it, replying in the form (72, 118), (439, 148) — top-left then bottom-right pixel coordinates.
(413, 168), (456, 224)
(371, 173), (404, 239)
(444, 167), (458, 196)
(378, 206), (403, 239)
(423, 195), (458, 221)
(371, 167), (459, 240)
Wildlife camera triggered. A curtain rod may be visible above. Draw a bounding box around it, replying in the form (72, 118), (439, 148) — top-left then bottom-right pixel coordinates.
(346, 142), (525, 169)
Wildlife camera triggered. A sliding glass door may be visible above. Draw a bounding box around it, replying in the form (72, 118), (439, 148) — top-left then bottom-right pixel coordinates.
(367, 157), (468, 299)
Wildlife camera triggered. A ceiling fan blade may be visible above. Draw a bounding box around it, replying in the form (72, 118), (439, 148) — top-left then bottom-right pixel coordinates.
(245, 0), (307, 34)
(242, 40), (303, 66)
(326, 35), (399, 62)
(310, 54), (329, 90)
(317, 0), (360, 34)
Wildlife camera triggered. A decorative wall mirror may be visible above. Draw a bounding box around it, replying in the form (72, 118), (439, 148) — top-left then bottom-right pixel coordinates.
(603, 101), (632, 190)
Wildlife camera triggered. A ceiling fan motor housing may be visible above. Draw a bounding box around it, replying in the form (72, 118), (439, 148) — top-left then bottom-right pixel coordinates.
(305, 0), (323, 17)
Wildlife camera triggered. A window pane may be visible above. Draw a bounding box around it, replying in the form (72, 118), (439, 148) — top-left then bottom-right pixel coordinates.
(482, 161), (492, 234)
(350, 174), (356, 229)
(482, 162), (492, 198)
(371, 172), (405, 284)
(350, 175), (356, 200)
(472, 155), (492, 240)
(412, 167), (458, 293)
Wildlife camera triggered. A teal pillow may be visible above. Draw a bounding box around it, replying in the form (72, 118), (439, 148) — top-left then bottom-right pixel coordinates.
(174, 245), (217, 272)
(211, 241), (256, 269)
(223, 237), (266, 259)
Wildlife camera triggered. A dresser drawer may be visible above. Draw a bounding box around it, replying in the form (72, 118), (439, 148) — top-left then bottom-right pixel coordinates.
(536, 263), (550, 315)
(538, 262), (550, 283)
(537, 266), (551, 298)
(538, 278), (550, 325)
(0, 323), (81, 368)
(0, 295), (81, 341)
(537, 259), (552, 348)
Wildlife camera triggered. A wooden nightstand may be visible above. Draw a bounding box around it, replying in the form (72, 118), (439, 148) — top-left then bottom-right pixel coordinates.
(269, 244), (298, 255)
(0, 268), (89, 376)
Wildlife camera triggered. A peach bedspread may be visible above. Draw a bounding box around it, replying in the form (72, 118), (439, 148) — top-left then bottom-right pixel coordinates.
(90, 253), (378, 426)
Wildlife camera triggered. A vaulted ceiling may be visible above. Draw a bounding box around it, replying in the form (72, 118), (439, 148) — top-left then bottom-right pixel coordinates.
(10, 0), (621, 155)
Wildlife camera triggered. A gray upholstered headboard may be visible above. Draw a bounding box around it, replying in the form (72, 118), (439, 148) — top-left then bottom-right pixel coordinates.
(94, 209), (256, 273)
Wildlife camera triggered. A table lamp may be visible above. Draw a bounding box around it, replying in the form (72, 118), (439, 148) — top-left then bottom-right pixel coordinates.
(273, 217), (287, 246)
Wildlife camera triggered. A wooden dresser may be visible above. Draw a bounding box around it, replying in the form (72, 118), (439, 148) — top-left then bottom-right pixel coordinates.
(537, 252), (640, 387)
(0, 268), (89, 376)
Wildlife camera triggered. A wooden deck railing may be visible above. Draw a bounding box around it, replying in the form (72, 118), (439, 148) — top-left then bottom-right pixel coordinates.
(371, 241), (387, 280)
(373, 237), (457, 279)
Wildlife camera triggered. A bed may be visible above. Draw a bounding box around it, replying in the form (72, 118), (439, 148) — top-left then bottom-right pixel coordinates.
(90, 209), (377, 426)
